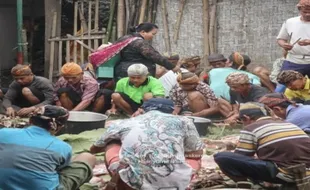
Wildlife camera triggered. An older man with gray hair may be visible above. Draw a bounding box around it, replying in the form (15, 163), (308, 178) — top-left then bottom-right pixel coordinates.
(107, 63), (165, 115)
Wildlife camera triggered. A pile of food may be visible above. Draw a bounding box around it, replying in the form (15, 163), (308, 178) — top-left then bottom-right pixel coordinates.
(0, 114), (29, 128)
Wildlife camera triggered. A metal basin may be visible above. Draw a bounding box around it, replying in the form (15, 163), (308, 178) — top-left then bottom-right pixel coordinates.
(57, 111), (108, 135)
(185, 116), (211, 136)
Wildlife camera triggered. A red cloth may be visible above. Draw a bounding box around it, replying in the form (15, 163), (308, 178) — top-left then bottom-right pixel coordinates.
(89, 37), (141, 68)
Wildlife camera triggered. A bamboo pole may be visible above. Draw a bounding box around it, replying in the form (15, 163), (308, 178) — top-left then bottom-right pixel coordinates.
(80, 2), (85, 64)
(139, 0), (148, 24)
(146, 0), (153, 23)
(105, 0), (116, 43)
(117, 0), (125, 38)
(213, 0), (218, 51)
(134, 0), (141, 26)
(173, 0), (186, 44)
(49, 36), (106, 41)
(17, 0), (23, 64)
(112, 24), (117, 42)
(209, 0), (217, 54)
(67, 34), (95, 52)
(58, 41), (63, 73)
(88, 1), (92, 54)
(49, 12), (57, 81)
(125, 0), (130, 33)
(66, 40), (70, 62)
(152, 0), (159, 24)
(94, 0), (99, 49)
(73, 1), (78, 64)
(202, 0), (210, 66)
(161, 0), (171, 53)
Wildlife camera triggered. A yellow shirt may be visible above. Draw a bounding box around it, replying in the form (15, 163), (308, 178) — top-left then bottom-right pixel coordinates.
(284, 78), (310, 101)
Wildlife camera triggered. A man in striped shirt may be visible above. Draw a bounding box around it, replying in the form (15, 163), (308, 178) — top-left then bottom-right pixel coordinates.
(214, 102), (310, 186)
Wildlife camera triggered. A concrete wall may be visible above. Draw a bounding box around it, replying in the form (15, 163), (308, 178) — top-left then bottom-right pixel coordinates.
(153, 0), (299, 68)
(0, 0), (44, 71)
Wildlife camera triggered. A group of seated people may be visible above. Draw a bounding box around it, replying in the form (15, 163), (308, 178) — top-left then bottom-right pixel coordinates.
(1, 50), (310, 189)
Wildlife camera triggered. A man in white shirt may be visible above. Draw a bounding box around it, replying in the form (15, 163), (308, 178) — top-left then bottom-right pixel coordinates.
(277, 0), (310, 76)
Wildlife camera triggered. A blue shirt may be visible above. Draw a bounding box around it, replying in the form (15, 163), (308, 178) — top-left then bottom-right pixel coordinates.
(209, 68), (261, 101)
(286, 104), (310, 133)
(0, 126), (72, 190)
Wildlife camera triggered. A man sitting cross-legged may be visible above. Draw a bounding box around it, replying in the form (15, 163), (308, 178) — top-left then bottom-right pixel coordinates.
(2, 64), (54, 117)
(54, 62), (112, 113)
(0, 105), (96, 190)
(214, 102), (310, 189)
(108, 63), (165, 115)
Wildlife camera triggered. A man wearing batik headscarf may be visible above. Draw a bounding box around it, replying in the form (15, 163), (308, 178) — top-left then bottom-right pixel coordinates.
(259, 93), (310, 134)
(181, 56), (208, 81)
(225, 72), (269, 124)
(214, 102), (310, 189)
(0, 105), (96, 189)
(108, 63), (165, 115)
(277, 0), (310, 77)
(2, 64), (54, 117)
(169, 71), (220, 117)
(54, 62), (113, 113)
(277, 70), (310, 104)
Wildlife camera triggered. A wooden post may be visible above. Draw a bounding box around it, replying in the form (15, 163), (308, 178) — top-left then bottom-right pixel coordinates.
(161, 0), (171, 54)
(202, 0), (210, 66)
(58, 41), (63, 73)
(124, 0), (130, 33)
(105, 0), (116, 43)
(139, 0), (148, 24)
(44, 0), (61, 78)
(66, 40), (70, 62)
(117, 0), (125, 38)
(88, 1), (92, 56)
(49, 12), (57, 80)
(80, 2), (85, 64)
(94, 0), (99, 49)
(209, 0), (217, 54)
(73, 1), (78, 64)
(146, 0), (153, 23)
(173, 0), (186, 44)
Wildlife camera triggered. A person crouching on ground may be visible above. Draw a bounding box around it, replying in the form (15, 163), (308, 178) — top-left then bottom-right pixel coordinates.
(54, 62), (112, 113)
(2, 64), (54, 117)
(107, 63), (165, 116)
(169, 71), (220, 117)
(259, 93), (310, 134)
(90, 109), (204, 190)
(225, 72), (269, 125)
(214, 102), (310, 189)
(0, 105), (96, 190)
(277, 70), (310, 104)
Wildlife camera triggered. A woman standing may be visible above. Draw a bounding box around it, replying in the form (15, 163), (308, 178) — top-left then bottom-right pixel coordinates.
(114, 23), (180, 81)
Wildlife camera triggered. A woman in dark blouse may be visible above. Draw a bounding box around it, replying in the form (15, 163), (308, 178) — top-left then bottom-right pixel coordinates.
(114, 23), (180, 82)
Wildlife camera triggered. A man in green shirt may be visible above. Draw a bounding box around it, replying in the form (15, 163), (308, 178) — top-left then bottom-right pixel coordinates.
(108, 64), (165, 115)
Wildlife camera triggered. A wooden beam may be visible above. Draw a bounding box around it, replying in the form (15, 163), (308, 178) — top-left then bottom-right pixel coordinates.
(44, 0), (62, 78)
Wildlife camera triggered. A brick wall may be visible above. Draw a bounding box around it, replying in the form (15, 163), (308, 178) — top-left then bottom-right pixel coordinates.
(153, 0), (299, 68)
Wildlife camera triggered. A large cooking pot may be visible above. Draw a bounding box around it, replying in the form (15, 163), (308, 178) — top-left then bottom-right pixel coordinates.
(185, 116), (211, 136)
(57, 111), (108, 135)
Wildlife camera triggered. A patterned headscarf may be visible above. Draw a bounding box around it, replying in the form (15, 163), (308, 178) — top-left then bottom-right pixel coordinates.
(297, 0), (310, 8)
(277, 70), (304, 85)
(259, 93), (294, 108)
(239, 102), (270, 118)
(127, 63), (149, 76)
(31, 105), (69, 130)
(61, 62), (83, 76)
(11, 65), (33, 77)
(177, 72), (200, 85)
(226, 72), (250, 85)
(182, 56), (201, 67)
(229, 52), (251, 70)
